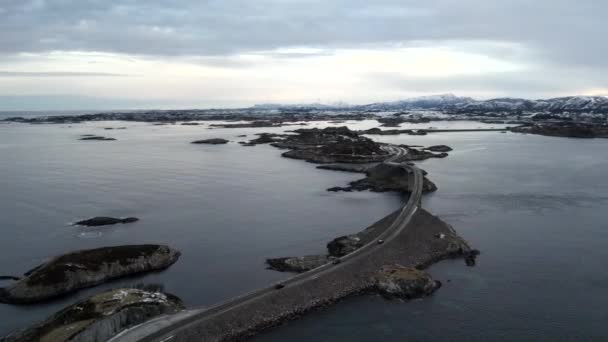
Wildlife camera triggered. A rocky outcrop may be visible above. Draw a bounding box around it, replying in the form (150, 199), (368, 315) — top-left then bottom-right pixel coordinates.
(373, 265), (440, 299)
(329, 163), (438, 193)
(424, 145), (453, 152)
(464, 249), (481, 266)
(0, 245), (181, 304)
(266, 255), (335, 273)
(75, 217), (139, 227)
(327, 235), (362, 257)
(1, 288), (184, 342)
(275, 127), (388, 164)
(191, 138), (229, 144)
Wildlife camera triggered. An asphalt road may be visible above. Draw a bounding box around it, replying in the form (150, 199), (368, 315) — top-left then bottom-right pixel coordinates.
(112, 145), (422, 342)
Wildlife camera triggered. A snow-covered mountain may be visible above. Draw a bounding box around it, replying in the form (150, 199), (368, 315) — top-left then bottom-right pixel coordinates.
(450, 96), (608, 113)
(359, 94), (473, 111)
(252, 95), (608, 114)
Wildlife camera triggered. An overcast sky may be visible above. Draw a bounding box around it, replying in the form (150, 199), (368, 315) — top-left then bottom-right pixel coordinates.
(0, 0), (606, 110)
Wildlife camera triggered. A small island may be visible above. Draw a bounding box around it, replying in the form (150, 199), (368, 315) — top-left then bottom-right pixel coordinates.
(75, 217), (139, 227)
(191, 138), (229, 144)
(0, 245), (181, 304)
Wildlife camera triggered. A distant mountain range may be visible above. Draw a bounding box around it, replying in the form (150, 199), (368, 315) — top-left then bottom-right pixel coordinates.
(254, 94), (608, 114)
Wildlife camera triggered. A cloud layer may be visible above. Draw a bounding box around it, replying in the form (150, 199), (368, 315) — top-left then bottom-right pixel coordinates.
(0, 0), (606, 109)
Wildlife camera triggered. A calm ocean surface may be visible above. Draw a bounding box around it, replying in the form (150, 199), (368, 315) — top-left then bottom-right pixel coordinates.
(0, 117), (607, 341)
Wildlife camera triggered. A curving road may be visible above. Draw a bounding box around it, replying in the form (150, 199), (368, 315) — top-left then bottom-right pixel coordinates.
(382, 144), (407, 163)
(112, 145), (422, 342)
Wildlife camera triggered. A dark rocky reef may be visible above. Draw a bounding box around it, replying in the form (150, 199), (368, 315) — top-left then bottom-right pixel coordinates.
(373, 265), (440, 299)
(512, 122), (608, 138)
(79, 136), (116, 141)
(0, 245), (181, 304)
(75, 217), (138, 227)
(1, 288), (183, 342)
(191, 138), (229, 144)
(329, 163), (438, 193)
(464, 249), (481, 266)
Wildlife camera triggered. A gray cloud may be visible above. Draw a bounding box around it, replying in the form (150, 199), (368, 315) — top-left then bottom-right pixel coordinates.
(0, 71), (132, 77)
(0, 0), (606, 68)
(0, 0), (606, 102)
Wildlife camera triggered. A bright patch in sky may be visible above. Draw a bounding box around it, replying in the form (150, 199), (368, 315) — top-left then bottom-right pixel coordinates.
(0, 45), (527, 107)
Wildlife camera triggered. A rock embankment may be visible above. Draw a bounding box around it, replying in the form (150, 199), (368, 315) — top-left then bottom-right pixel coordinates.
(1, 288), (184, 342)
(134, 209), (473, 342)
(0, 245), (181, 304)
(266, 255), (336, 273)
(266, 210), (402, 273)
(75, 217), (138, 227)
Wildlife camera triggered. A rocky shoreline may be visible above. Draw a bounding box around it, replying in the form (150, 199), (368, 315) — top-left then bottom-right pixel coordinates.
(512, 122), (608, 138)
(327, 163), (438, 193)
(2, 288), (184, 342)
